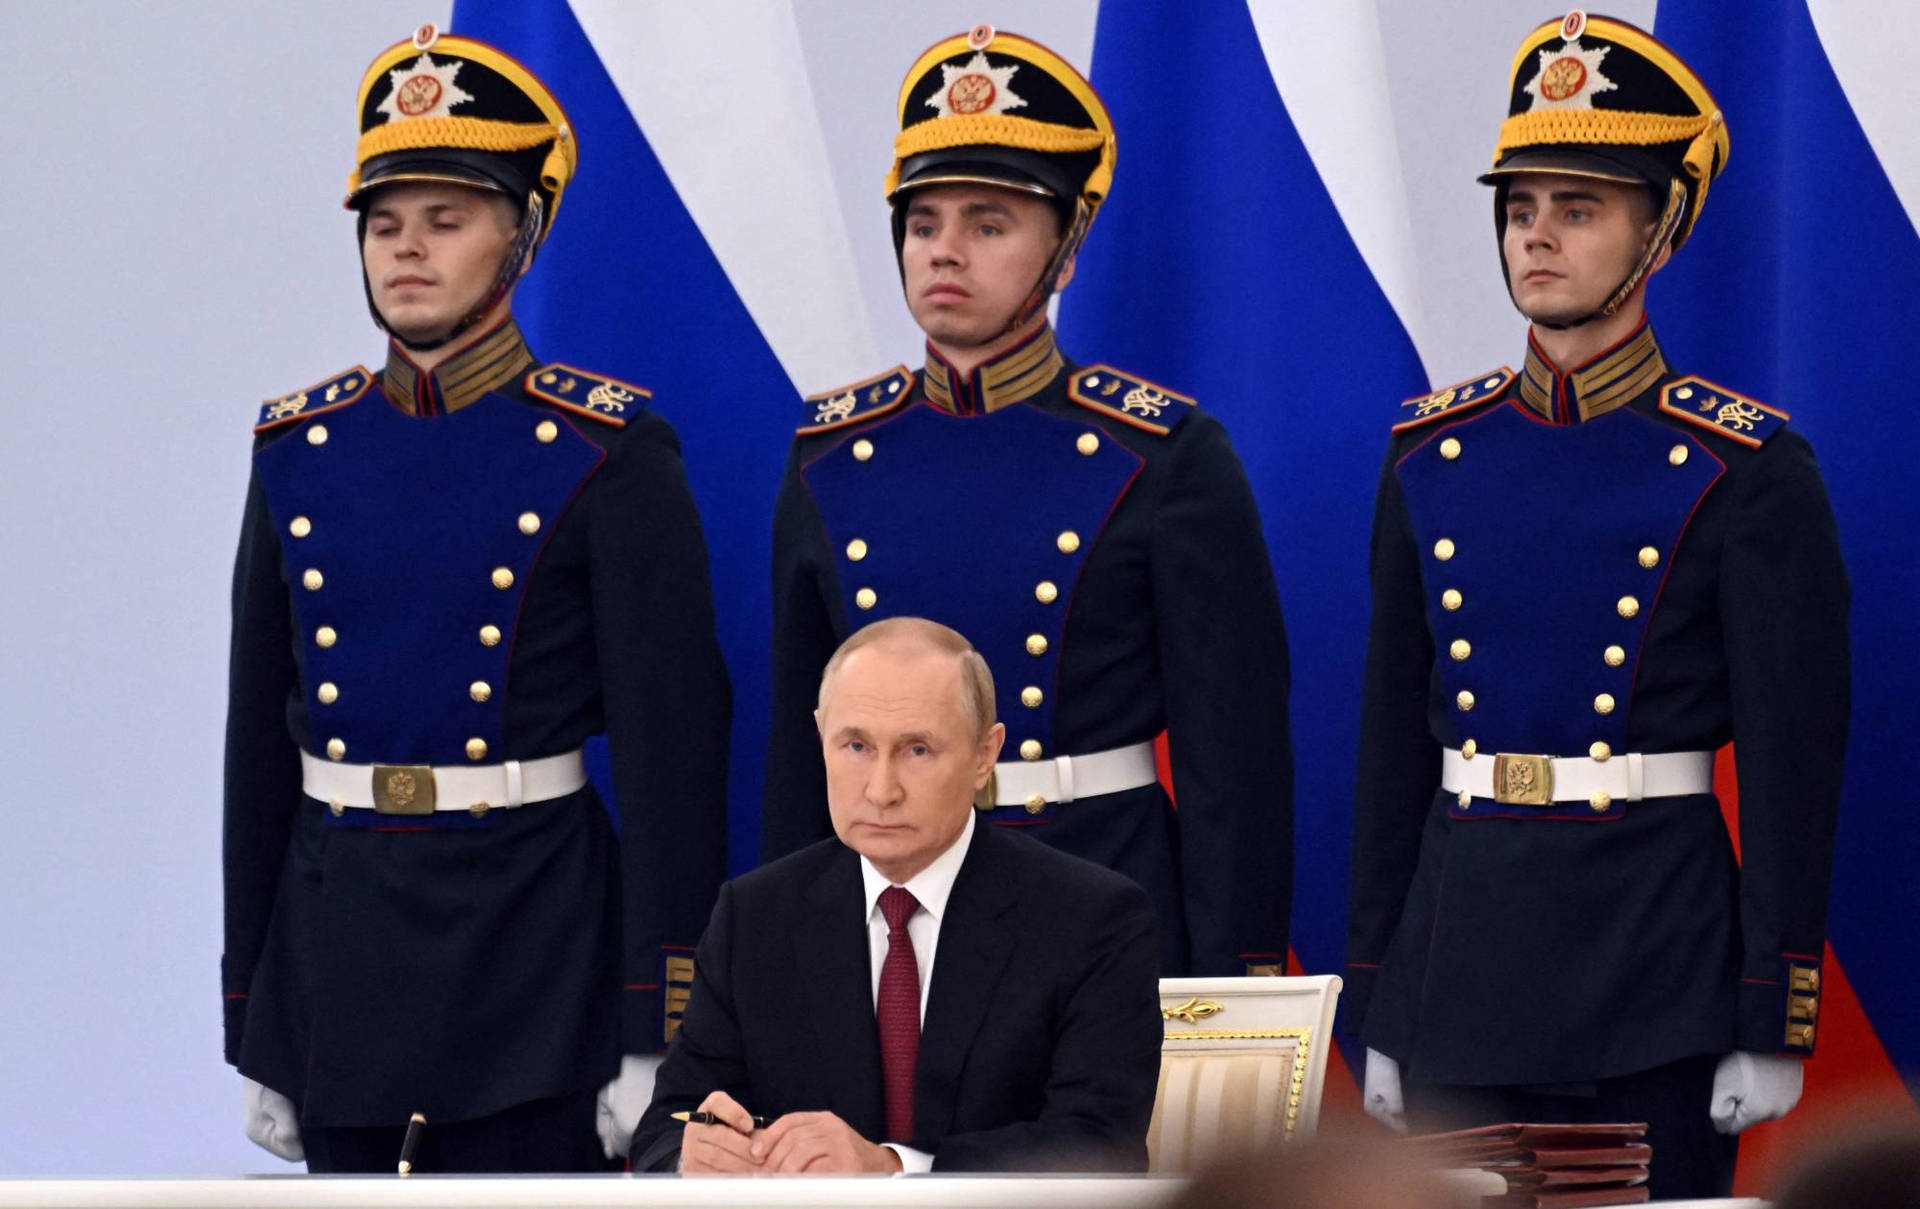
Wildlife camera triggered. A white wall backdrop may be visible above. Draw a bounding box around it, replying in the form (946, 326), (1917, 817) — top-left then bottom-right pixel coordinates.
(3, 0), (1915, 1176)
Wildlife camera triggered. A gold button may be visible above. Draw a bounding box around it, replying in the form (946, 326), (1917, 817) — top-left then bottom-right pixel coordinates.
(1056, 530), (1081, 554)
(1461, 738), (1477, 759)
(1594, 693), (1616, 715)
(1590, 741), (1612, 762)
(535, 420), (558, 443)
(1456, 690), (1475, 711)
(470, 802), (491, 818)
(1021, 686), (1044, 709)
(1434, 538), (1456, 561)
(491, 566), (515, 590)
(1604, 644), (1626, 667)
(1024, 794), (1046, 815)
(855, 587), (878, 610)
(1590, 792), (1612, 812)
(1441, 588), (1462, 611)
(329, 798), (345, 817)
(289, 516), (312, 539)
(479, 624), (502, 647)
(307, 424), (328, 446)
(1026, 633), (1048, 656)
(1019, 739), (1043, 761)
(466, 737), (488, 761)
(1638, 546), (1660, 569)
(470, 681), (492, 703)
(846, 538), (868, 562)
(517, 511), (541, 535)
(1617, 595), (1640, 619)
(1449, 639), (1471, 661)
(315, 626), (337, 649)
(326, 737), (345, 761)
(316, 682), (338, 705)
(302, 569), (324, 591)
(1076, 432), (1099, 456)
(1676, 386), (1694, 400)
(1457, 790), (1472, 809)
(852, 439), (874, 462)
(1035, 580), (1058, 604)
(1439, 437), (1461, 461)
(1669, 444), (1690, 466)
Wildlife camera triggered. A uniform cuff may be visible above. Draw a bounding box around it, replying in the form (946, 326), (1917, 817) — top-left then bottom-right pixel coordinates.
(625, 947), (697, 1053)
(1737, 954), (1822, 1056)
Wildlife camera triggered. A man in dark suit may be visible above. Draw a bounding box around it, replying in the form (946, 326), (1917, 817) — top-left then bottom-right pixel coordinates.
(632, 618), (1162, 1173)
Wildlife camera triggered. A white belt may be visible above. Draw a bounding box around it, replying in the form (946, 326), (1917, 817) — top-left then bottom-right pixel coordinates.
(990, 740), (1159, 810)
(300, 749), (587, 815)
(1441, 748), (1713, 805)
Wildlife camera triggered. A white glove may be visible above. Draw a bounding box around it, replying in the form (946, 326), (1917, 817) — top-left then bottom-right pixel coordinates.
(1364, 1048), (1408, 1134)
(242, 1077), (304, 1162)
(596, 1053), (665, 1159)
(1709, 1051), (1803, 1135)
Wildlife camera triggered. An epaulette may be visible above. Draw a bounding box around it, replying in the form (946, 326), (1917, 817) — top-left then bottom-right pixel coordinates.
(1657, 376), (1789, 448)
(1391, 367), (1513, 434)
(796, 366), (911, 435)
(254, 366), (373, 433)
(523, 363), (652, 427)
(1067, 365), (1195, 436)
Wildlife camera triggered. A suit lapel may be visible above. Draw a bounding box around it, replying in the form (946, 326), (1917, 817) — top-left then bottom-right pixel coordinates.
(792, 849), (885, 1136)
(913, 823), (1020, 1144)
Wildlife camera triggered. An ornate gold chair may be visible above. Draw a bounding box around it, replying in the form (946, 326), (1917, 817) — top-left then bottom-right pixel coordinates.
(1147, 974), (1344, 1171)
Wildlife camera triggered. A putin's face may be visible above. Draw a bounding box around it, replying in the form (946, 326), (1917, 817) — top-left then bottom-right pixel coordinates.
(816, 642), (1004, 884)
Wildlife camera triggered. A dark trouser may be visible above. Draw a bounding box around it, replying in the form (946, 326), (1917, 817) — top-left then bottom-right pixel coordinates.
(1404, 1053), (1738, 1202)
(303, 1089), (607, 1174)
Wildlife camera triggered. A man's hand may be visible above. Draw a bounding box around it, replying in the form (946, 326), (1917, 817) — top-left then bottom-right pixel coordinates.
(679, 1091), (766, 1176)
(754, 1110), (902, 1174)
(597, 1054), (664, 1159)
(1364, 1048), (1408, 1134)
(1710, 1051), (1804, 1135)
(242, 1077), (304, 1162)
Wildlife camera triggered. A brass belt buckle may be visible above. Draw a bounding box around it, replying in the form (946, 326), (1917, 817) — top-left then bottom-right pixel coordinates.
(373, 764), (436, 815)
(1493, 753), (1553, 806)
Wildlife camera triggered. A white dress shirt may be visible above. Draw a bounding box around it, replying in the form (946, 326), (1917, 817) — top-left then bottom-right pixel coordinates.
(855, 809), (976, 1171)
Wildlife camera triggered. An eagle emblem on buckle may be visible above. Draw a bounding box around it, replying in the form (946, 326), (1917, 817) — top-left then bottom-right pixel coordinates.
(1493, 753), (1553, 806)
(373, 764), (436, 815)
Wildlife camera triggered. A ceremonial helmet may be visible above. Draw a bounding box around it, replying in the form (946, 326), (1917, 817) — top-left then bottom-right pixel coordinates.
(886, 25), (1116, 330)
(346, 24), (578, 348)
(1481, 10), (1728, 327)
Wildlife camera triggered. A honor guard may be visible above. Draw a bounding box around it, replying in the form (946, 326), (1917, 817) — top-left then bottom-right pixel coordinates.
(761, 26), (1293, 977)
(222, 27), (730, 1171)
(1343, 13), (1848, 1199)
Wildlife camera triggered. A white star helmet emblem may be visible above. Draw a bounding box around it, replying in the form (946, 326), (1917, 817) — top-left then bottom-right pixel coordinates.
(925, 52), (1027, 118)
(376, 53), (477, 123)
(1522, 38), (1618, 111)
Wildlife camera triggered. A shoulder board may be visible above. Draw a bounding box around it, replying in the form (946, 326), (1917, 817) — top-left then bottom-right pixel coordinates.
(1391, 367), (1513, 434)
(797, 366), (912, 435)
(523, 363), (652, 427)
(1066, 365), (1195, 436)
(1657, 376), (1789, 448)
(254, 366), (373, 433)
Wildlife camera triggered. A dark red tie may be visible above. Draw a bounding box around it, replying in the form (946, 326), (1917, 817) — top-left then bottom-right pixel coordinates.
(876, 885), (921, 1143)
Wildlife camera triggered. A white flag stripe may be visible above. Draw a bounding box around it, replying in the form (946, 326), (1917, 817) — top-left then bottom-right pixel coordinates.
(1247, 0), (1431, 375)
(1809, 1), (1920, 239)
(569, 0), (880, 391)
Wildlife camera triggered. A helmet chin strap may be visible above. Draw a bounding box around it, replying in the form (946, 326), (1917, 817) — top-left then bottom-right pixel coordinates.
(365, 192), (545, 352)
(993, 197), (1091, 341)
(1506, 177), (1686, 331)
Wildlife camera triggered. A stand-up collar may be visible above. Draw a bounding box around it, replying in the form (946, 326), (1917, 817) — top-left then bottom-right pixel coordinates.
(381, 317), (536, 417)
(922, 325), (1064, 416)
(1518, 319), (1668, 425)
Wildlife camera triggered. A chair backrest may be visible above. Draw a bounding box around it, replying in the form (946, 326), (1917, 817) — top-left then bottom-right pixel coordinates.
(1147, 974), (1343, 1172)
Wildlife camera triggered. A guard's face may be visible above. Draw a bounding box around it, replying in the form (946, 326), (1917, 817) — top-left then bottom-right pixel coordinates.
(1502, 172), (1663, 326)
(901, 183), (1063, 350)
(361, 182), (519, 345)
(816, 644), (1003, 883)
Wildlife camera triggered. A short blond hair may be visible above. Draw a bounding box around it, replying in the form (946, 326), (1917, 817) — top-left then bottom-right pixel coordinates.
(818, 617), (997, 738)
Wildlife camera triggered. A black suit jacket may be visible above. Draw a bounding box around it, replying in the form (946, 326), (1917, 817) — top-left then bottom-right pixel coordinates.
(631, 820), (1162, 1172)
